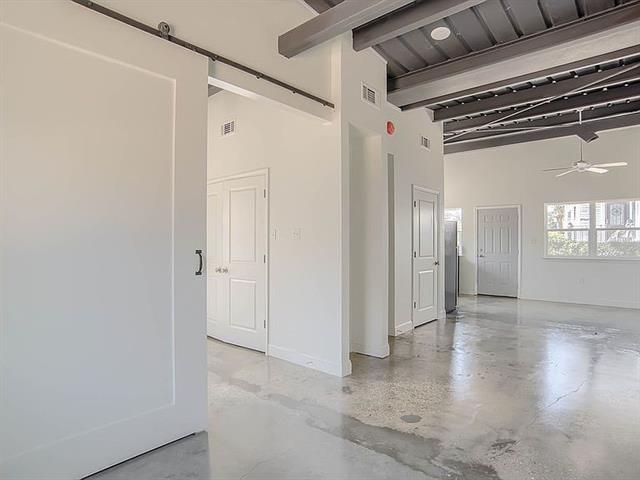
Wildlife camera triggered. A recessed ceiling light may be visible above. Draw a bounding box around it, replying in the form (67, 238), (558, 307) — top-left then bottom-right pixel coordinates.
(430, 26), (451, 41)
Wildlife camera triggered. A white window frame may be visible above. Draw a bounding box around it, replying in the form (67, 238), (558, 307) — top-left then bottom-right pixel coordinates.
(544, 198), (640, 260)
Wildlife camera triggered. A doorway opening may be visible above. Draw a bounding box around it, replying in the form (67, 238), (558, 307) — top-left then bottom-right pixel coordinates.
(206, 86), (271, 353)
(347, 125), (389, 359)
(475, 206), (521, 298)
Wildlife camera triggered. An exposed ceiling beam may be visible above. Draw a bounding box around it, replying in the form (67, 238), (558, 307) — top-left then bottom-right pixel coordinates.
(441, 84), (640, 132)
(279, 0), (413, 58)
(444, 101), (640, 139)
(434, 64), (640, 121)
(389, 1), (640, 100)
(304, 0), (332, 14)
(444, 112), (640, 154)
(401, 45), (640, 109)
(352, 0), (486, 52)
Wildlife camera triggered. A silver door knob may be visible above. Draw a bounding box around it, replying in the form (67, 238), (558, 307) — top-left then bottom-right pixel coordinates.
(215, 266), (222, 273)
(478, 254), (485, 258)
(434, 261), (440, 265)
(221, 267), (229, 273)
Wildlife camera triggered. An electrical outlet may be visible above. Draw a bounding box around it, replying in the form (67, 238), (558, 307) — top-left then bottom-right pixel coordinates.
(271, 227), (278, 240)
(292, 228), (302, 240)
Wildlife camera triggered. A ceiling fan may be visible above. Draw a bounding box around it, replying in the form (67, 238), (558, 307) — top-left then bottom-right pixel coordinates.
(543, 159), (628, 177)
(542, 111), (627, 177)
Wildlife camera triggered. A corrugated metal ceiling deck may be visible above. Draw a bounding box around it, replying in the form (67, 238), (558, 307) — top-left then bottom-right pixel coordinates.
(309, 0), (633, 77)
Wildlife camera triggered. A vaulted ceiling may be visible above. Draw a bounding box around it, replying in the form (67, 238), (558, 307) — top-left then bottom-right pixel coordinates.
(293, 0), (640, 152)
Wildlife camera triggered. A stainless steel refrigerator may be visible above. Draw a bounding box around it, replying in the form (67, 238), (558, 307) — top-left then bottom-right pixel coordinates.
(445, 221), (459, 313)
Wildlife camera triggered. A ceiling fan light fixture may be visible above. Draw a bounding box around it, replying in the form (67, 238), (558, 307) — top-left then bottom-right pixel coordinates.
(430, 26), (451, 41)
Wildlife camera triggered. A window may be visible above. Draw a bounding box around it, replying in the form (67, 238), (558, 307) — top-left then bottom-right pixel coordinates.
(444, 208), (463, 252)
(595, 200), (640, 257)
(545, 199), (640, 259)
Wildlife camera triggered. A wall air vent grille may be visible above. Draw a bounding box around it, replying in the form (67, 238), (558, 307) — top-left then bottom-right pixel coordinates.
(421, 136), (431, 150)
(221, 120), (235, 137)
(361, 83), (379, 108)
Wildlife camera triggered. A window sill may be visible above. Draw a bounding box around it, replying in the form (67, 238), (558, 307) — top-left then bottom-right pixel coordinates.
(543, 255), (640, 261)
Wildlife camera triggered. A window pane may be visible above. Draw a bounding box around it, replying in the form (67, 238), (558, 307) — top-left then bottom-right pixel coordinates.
(595, 200), (640, 228)
(546, 230), (589, 256)
(546, 203), (590, 229)
(444, 208), (462, 223)
(597, 229), (640, 257)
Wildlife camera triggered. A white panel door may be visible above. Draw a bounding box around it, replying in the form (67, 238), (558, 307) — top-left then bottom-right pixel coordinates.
(207, 175), (267, 352)
(413, 188), (439, 327)
(0, 4), (207, 479)
(477, 207), (519, 297)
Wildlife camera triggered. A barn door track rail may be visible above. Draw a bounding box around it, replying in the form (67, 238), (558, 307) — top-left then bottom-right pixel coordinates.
(70, 0), (335, 109)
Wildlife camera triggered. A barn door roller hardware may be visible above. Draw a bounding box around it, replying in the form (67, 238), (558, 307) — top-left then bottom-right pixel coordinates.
(70, 0), (335, 109)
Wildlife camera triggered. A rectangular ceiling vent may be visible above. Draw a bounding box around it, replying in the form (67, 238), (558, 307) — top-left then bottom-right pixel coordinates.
(420, 136), (431, 150)
(220, 120), (235, 137)
(361, 83), (379, 108)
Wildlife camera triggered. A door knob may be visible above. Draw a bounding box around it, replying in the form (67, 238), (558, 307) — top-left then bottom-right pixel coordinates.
(434, 261), (440, 265)
(479, 254), (485, 258)
(215, 266), (222, 273)
(221, 267), (229, 273)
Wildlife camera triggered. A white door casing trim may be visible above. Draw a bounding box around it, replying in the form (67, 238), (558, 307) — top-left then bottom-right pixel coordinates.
(207, 169), (269, 354)
(474, 205), (522, 298)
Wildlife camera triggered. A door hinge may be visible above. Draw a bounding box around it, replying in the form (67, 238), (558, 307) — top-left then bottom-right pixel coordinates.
(413, 251), (416, 258)
(413, 301), (417, 309)
(263, 189), (267, 198)
(263, 254), (267, 263)
(414, 201), (417, 207)
(264, 320), (266, 328)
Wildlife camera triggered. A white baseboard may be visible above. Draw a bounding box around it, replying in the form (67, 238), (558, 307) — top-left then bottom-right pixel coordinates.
(393, 320), (413, 336)
(267, 344), (345, 377)
(518, 295), (640, 310)
(463, 292), (639, 310)
(350, 341), (390, 358)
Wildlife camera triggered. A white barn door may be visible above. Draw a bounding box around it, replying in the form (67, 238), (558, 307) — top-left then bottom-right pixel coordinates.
(0, 3), (207, 478)
(207, 174), (267, 352)
(413, 187), (439, 327)
(477, 207), (519, 297)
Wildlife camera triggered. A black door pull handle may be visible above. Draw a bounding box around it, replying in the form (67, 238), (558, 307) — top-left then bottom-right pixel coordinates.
(195, 249), (203, 276)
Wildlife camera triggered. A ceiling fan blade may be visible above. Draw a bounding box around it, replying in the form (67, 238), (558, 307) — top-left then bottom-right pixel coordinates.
(556, 169), (576, 177)
(591, 162), (628, 168)
(543, 167), (573, 171)
(586, 167), (608, 174)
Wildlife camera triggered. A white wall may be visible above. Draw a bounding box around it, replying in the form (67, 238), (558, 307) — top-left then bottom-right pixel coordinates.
(101, 0), (334, 120)
(338, 36), (445, 340)
(101, 0), (346, 375)
(208, 91), (344, 375)
(386, 108), (445, 335)
(445, 126), (640, 309)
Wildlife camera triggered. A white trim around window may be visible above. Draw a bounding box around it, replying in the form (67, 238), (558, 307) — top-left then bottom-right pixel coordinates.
(544, 198), (640, 260)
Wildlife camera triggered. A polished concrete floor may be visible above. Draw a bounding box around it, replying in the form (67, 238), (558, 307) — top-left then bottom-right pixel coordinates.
(93, 296), (640, 480)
